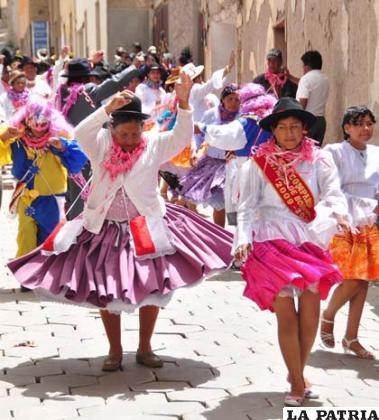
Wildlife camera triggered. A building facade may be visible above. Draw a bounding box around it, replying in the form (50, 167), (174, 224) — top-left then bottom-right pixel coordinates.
(3, 0), (379, 144)
(152, 0), (203, 65)
(199, 0), (379, 145)
(7, 0), (152, 61)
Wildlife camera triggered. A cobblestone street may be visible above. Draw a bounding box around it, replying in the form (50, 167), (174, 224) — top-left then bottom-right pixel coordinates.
(1, 189), (378, 420)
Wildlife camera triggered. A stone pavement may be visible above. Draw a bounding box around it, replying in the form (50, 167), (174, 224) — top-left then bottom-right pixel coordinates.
(0, 189), (378, 420)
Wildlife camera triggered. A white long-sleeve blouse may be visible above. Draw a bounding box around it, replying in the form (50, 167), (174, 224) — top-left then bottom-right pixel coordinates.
(236, 150), (348, 250)
(323, 140), (379, 227)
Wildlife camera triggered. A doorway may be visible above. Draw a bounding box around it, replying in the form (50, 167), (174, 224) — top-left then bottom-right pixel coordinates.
(273, 19), (286, 64)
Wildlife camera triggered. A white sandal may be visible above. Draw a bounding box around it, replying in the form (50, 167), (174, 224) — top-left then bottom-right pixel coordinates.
(284, 394), (304, 407)
(320, 313), (335, 348)
(342, 337), (375, 360)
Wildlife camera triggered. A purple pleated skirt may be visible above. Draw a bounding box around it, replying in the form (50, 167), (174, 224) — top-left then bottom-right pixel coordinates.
(241, 239), (342, 312)
(179, 155), (226, 210)
(8, 204), (233, 312)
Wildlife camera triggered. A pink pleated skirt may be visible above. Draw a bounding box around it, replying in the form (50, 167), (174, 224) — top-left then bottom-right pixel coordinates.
(241, 239), (342, 312)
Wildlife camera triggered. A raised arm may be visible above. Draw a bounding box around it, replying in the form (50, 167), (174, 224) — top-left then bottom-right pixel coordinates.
(0, 126), (20, 166)
(76, 89), (148, 162)
(52, 46), (70, 93)
(88, 65), (140, 104)
(153, 73), (194, 162)
(190, 51), (235, 106)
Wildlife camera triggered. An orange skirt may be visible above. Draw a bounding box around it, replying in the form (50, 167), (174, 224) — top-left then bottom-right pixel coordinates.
(169, 143), (208, 169)
(170, 146), (192, 168)
(329, 224), (379, 280)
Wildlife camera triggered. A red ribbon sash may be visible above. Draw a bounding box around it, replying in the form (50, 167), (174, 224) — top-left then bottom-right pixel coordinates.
(253, 155), (316, 223)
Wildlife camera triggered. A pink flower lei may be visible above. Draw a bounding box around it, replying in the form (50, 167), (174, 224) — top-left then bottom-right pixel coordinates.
(264, 70), (287, 98)
(103, 136), (147, 180)
(254, 136), (320, 184)
(21, 130), (51, 150)
(8, 87), (30, 109)
(56, 83), (85, 117)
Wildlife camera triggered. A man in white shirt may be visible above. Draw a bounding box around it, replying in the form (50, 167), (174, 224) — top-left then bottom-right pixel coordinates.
(20, 56), (52, 99)
(135, 63), (167, 115)
(296, 50), (329, 146)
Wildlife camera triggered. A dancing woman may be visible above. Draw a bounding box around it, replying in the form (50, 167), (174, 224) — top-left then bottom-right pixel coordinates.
(8, 74), (233, 371)
(235, 97), (350, 406)
(321, 106), (379, 360)
(179, 84), (240, 226)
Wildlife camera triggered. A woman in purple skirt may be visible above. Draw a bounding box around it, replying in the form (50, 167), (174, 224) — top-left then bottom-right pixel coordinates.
(8, 74), (233, 371)
(178, 84), (240, 227)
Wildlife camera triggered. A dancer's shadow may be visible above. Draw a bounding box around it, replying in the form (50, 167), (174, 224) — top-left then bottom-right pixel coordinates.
(3, 355), (220, 404)
(0, 287), (39, 304)
(198, 391), (323, 420)
(308, 349), (378, 382)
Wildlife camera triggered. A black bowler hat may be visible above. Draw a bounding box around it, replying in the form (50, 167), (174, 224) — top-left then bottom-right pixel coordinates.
(111, 95), (150, 121)
(20, 56), (38, 68)
(259, 97), (317, 132)
(1, 47), (15, 66)
(61, 58), (97, 78)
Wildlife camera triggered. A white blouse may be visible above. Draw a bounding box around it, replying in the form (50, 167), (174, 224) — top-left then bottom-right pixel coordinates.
(135, 83), (168, 115)
(200, 107), (228, 160)
(323, 141), (379, 227)
(236, 151), (348, 250)
(190, 69), (228, 123)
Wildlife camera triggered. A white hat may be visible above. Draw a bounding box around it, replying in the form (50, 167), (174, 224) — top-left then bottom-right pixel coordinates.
(147, 45), (157, 55)
(181, 62), (204, 80)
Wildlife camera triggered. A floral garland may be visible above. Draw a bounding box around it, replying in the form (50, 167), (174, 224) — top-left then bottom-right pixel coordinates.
(55, 83), (85, 117)
(255, 136), (319, 184)
(264, 70), (287, 98)
(8, 88), (30, 109)
(103, 136), (147, 180)
(21, 130), (51, 149)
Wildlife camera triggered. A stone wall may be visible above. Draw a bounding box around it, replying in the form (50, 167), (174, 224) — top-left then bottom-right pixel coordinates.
(57, 0), (76, 54)
(107, 0), (152, 59)
(30, 0), (49, 20)
(201, 0), (379, 145)
(166, 0), (201, 64)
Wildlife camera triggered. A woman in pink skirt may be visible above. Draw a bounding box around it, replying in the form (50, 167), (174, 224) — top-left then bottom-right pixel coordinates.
(235, 97), (351, 407)
(8, 74), (233, 372)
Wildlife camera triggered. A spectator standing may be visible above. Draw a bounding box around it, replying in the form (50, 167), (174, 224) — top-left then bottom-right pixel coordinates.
(254, 48), (298, 99)
(296, 50), (329, 146)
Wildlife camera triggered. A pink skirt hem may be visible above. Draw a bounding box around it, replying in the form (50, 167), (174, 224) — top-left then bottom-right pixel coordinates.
(241, 239), (342, 312)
